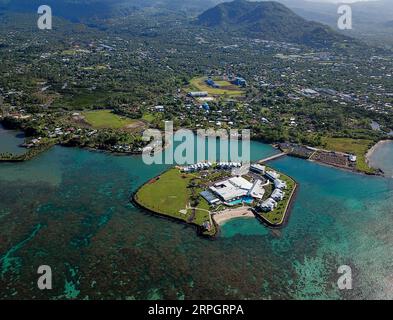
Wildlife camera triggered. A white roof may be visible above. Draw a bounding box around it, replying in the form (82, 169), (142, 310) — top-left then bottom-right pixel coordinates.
(261, 198), (277, 209)
(271, 189), (285, 201)
(228, 176), (253, 190)
(210, 176), (253, 202)
(249, 179), (265, 199)
(210, 182), (248, 202)
(274, 179), (287, 189)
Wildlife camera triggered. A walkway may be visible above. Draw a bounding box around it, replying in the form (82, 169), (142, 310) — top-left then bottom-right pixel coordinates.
(258, 152), (286, 163)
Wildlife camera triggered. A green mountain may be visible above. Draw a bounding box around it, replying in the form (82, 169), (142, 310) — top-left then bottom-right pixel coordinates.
(197, 0), (350, 47)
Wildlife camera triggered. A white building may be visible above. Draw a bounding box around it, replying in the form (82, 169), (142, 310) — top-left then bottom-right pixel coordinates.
(260, 198), (277, 212)
(248, 179), (265, 200)
(154, 105), (165, 112)
(271, 189), (285, 201)
(188, 91), (208, 98)
(266, 170), (280, 181)
(250, 164), (266, 174)
(274, 179), (287, 190)
(210, 176), (253, 202)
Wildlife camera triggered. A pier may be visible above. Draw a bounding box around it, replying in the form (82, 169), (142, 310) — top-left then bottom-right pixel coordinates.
(258, 152), (287, 164)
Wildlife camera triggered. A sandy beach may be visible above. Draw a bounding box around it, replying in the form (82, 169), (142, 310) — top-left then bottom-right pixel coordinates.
(366, 140), (390, 165)
(212, 207), (255, 225)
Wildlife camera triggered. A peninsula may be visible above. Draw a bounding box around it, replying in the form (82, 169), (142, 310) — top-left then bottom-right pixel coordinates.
(133, 159), (297, 237)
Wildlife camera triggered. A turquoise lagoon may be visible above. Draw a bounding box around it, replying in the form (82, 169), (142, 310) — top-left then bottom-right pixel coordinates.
(0, 133), (393, 300)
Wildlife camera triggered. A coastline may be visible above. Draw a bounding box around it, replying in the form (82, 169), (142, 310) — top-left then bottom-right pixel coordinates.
(366, 139), (390, 166)
(212, 207), (255, 226)
(131, 185), (218, 239)
(255, 177), (298, 229)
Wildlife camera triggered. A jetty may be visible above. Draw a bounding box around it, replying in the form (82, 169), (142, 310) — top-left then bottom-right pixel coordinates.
(258, 152), (287, 163)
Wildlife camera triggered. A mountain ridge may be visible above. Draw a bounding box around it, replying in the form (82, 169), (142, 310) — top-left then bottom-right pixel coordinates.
(197, 0), (350, 47)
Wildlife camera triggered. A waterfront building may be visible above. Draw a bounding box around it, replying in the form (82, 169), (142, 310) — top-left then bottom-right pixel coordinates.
(260, 198), (277, 212)
(271, 189), (285, 201)
(266, 170), (280, 181)
(274, 179), (287, 190)
(250, 163), (266, 174)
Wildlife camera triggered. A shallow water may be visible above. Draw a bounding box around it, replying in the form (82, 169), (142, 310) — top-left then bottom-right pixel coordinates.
(0, 124), (26, 156)
(0, 140), (392, 300)
(368, 141), (393, 178)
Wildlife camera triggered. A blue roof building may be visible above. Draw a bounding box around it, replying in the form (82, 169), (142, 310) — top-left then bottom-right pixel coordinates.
(205, 78), (220, 88)
(232, 77), (247, 87)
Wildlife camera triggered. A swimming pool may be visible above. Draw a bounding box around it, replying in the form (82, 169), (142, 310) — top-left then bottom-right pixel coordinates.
(227, 196), (254, 206)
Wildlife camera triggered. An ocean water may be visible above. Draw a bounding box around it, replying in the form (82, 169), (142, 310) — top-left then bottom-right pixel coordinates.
(0, 136), (392, 299)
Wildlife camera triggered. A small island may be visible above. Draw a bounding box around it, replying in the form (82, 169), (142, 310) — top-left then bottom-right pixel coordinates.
(133, 160), (297, 238)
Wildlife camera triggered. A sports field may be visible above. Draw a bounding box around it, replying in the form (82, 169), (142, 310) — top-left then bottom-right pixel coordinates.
(187, 77), (245, 97)
(82, 110), (137, 129)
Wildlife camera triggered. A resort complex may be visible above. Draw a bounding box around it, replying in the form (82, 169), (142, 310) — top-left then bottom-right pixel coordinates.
(134, 159), (297, 237)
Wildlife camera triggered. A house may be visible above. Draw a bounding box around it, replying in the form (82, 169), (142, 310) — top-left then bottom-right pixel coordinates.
(202, 102), (210, 111)
(154, 105), (165, 112)
(259, 198), (277, 212)
(348, 154), (357, 162)
(274, 179), (287, 190)
(271, 189), (285, 201)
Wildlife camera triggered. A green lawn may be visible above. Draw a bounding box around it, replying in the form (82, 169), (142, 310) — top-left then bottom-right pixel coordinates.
(136, 168), (192, 218)
(321, 137), (376, 173)
(135, 168), (212, 229)
(187, 77), (245, 97)
(82, 110), (137, 129)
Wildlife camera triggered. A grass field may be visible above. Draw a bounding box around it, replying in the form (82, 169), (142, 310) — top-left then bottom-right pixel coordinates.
(134, 168), (214, 233)
(321, 137), (375, 173)
(186, 77), (245, 97)
(82, 110), (137, 129)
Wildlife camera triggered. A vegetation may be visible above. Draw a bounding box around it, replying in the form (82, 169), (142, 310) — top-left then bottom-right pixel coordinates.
(321, 137), (376, 173)
(0, 2), (392, 166)
(82, 110), (137, 129)
(197, 0), (350, 48)
(134, 168), (216, 235)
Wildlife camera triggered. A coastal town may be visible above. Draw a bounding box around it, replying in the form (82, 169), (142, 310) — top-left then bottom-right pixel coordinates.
(1, 0), (393, 302)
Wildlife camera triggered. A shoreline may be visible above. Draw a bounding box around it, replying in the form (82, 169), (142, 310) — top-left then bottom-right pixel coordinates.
(212, 207), (255, 226)
(255, 176), (298, 229)
(366, 139), (391, 166)
(131, 183), (218, 239)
